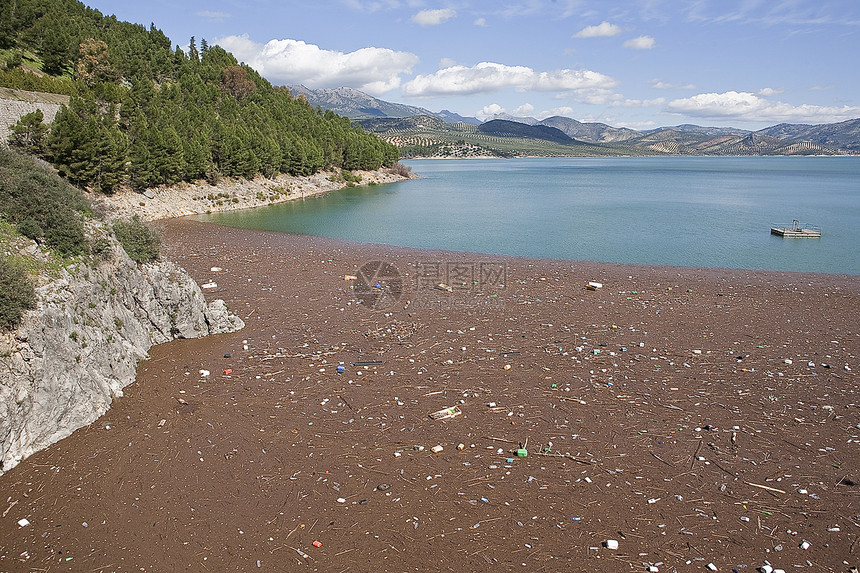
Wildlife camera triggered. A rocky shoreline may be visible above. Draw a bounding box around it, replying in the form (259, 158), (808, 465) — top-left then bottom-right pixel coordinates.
(0, 224), (244, 476)
(97, 167), (415, 222)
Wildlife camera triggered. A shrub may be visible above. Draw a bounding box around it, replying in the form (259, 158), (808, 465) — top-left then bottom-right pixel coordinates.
(388, 162), (412, 177)
(341, 169), (362, 184)
(0, 148), (90, 256)
(0, 257), (36, 330)
(18, 218), (44, 240)
(112, 216), (161, 263)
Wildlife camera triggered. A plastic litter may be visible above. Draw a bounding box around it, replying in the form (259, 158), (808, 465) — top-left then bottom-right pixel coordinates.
(429, 406), (462, 420)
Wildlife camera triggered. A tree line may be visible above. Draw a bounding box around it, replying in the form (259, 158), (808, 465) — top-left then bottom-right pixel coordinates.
(2, 0), (399, 193)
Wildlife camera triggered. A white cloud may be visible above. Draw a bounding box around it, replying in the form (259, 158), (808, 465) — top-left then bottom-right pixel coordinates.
(197, 10), (230, 22)
(617, 120), (657, 129)
(611, 97), (666, 107)
(512, 103), (535, 116)
(540, 106), (576, 118)
(624, 35), (656, 49)
(757, 87), (784, 96)
(666, 91), (860, 123)
(412, 8), (456, 26)
(474, 17), (487, 26)
(343, 0), (403, 13)
(574, 21), (621, 38)
(476, 103), (505, 121)
(402, 62), (618, 98)
(215, 35), (418, 95)
(651, 79), (696, 90)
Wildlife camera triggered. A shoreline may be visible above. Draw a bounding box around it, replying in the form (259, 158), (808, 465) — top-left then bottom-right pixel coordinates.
(96, 167), (415, 222)
(1, 219), (856, 571)
(183, 219), (860, 280)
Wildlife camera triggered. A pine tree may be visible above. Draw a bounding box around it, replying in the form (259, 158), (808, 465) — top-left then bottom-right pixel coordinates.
(8, 109), (49, 154)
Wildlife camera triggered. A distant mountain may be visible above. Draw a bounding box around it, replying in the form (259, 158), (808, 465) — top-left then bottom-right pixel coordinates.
(482, 113), (540, 125)
(622, 127), (844, 155)
(644, 124), (750, 137)
(303, 85), (859, 156)
(288, 85), (479, 124)
(538, 116), (640, 143)
(434, 109), (481, 125)
(288, 85), (430, 119)
(756, 118), (860, 152)
(477, 120), (576, 144)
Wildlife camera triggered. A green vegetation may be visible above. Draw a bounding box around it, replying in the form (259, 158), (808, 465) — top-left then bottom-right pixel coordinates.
(357, 116), (642, 158)
(0, 256), (36, 330)
(2, 0), (399, 193)
(8, 109), (48, 154)
(0, 148), (167, 332)
(112, 216), (160, 263)
(0, 147), (90, 256)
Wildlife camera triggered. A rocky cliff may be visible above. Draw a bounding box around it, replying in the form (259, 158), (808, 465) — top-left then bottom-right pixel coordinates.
(0, 234), (243, 476)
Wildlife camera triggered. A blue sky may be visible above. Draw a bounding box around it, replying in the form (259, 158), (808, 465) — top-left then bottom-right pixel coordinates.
(89, 0), (860, 130)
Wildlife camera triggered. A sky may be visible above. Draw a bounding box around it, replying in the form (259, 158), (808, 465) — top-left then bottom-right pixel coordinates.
(87, 0), (860, 130)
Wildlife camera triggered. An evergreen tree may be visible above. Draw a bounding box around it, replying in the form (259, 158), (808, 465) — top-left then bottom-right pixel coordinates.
(3, 0), (400, 192)
(8, 109), (49, 154)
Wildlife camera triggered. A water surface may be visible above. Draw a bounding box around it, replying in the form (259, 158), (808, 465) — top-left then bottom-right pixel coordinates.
(200, 157), (860, 274)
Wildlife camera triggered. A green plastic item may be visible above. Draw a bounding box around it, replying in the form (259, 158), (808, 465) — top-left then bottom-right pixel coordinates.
(516, 448), (528, 457)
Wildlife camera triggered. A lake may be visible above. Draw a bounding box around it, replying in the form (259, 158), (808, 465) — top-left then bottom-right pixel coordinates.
(199, 157), (860, 274)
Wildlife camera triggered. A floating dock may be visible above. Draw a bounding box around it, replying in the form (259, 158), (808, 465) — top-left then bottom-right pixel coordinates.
(771, 220), (821, 238)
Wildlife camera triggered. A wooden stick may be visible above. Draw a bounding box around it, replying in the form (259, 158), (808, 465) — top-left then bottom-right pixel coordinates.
(534, 451), (594, 465)
(744, 481), (786, 494)
(650, 452), (674, 467)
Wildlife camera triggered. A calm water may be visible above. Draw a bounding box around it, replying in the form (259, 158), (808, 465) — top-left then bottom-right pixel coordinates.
(200, 157), (860, 274)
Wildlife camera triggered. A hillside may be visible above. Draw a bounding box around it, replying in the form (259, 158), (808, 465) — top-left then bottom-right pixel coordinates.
(290, 85), (479, 124)
(0, 147), (244, 474)
(477, 119), (578, 144)
(0, 0), (399, 194)
(757, 118), (860, 152)
(356, 115), (633, 158)
(538, 116), (640, 143)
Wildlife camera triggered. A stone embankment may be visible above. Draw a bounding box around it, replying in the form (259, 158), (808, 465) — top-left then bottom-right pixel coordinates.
(0, 88), (68, 143)
(0, 229), (244, 475)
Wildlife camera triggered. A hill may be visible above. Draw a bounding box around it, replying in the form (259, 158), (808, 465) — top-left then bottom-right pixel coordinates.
(0, 0), (399, 194)
(538, 116), (640, 143)
(757, 118), (860, 152)
(289, 85), (479, 124)
(477, 119), (577, 144)
(356, 115), (634, 158)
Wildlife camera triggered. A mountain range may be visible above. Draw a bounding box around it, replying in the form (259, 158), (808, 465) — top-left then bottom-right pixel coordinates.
(292, 85), (860, 157)
(288, 85), (479, 124)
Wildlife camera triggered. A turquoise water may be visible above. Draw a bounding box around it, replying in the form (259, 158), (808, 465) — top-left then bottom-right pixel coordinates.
(199, 157), (860, 274)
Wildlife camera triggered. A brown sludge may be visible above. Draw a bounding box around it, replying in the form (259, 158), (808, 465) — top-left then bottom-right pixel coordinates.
(1, 219), (857, 572)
